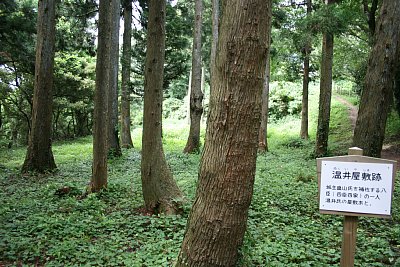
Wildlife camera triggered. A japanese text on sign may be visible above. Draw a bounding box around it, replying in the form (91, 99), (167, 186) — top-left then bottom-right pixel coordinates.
(320, 161), (393, 216)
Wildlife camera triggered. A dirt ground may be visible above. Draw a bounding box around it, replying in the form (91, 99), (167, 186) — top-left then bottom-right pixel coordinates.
(335, 95), (400, 169)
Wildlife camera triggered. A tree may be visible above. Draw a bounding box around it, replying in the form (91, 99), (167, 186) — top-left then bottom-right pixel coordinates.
(353, 0), (400, 157)
(363, 0), (379, 41)
(90, 0), (113, 192)
(141, 0), (183, 214)
(22, 0), (57, 173)
(300, 0), (312, 140)
(183, 0), (204, 154)
(210, 0), (219, 80)
(315, 0), (336, 157)
(258, 8), (272, 152)
(108, 0), (122, 157)
(175, 0), (271, 265)
(120, 0), (134, 149)
(258, 56), (271, 152)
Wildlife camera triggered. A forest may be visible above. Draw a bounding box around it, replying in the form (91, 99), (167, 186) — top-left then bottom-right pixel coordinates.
(0, 0), (400, 266)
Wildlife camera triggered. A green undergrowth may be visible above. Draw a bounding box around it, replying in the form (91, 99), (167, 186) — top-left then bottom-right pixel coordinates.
(1, 92), (399, 266)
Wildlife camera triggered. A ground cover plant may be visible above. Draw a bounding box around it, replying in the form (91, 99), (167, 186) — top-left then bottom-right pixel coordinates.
(0, 88), (399, 266)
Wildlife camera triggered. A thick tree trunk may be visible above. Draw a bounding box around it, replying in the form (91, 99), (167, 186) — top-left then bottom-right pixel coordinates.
(141, 0), (183, 215)
(176, 0), (271, 266)
(315, 0), (335, 158)
(300, 0), (312, 140)
(91, 0), (112, 192)
(108, 0), (122, 157)
(353, 0), (400, 157)
(22, 0), (57, 173)
(184, 0), (204, 154)
(121, 0), (134, 149)
(258, 54), (271, 152)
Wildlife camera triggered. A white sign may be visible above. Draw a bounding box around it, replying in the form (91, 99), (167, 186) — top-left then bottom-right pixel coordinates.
(320, 161), (394, 216)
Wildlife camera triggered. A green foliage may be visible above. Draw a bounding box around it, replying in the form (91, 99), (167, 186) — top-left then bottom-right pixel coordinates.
(385, 111), (400, 139)
(53, 52), (96, 139)
(131, 1), (192, 97)
(0, 0), (97, 145)
(269, 82), (303, 120)
(56, 0), (97, 55)
(163, 98), (186, 120)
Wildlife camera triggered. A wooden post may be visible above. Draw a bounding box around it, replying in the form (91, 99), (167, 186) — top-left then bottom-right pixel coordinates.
(340, 147), (363, 267)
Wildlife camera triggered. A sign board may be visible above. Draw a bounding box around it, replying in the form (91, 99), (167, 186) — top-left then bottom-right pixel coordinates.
(317, 155), (396, 218)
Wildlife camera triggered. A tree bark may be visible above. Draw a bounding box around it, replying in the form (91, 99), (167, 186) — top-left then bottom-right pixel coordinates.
(210, 0), (219, 81)
(176, 0), (271, 265)
(300, 0), (312, 140)
(121, 0), (134, 149)
(315, 0), (336, 158)
(353, 0), (400, 157)
(90, 0), (112, 192)
(22, 0), (57, 173)
(184, 0), (204, 154)
(141, 0), (183, 215)
(108, 0), (122, 157)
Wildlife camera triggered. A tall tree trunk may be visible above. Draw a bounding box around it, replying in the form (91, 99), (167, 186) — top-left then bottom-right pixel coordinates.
(300, 0), (312, 140)
(141, 0), (183, 215)
(108, 0), (122, 157)
(176, 0), (271, 265)
(258, 45), (272, 152)
(315, 0), (336, 158)
(184, 0), (204, 154)
(22, 0), (56, 173)
(353, 0), (400, 157)
(210, 0), (219, 81)
(91, 0), (112, 192)
(121, 0), (134, 149)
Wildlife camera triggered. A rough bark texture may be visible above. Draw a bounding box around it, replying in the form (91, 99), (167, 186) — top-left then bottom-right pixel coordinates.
(184, 0), (204, 154)
(300, 0), (312, 140)
(258, 55), (271, 153)
(210, 0), (219, 81)
(353, 0), (400, 157)
(315, 0), (335, 158)
(141, 0), (183, 214)
(108, 0), (122, 157)
(91, 0), (112, 192)
(22, 0), (57, 173)
(121, 0), (134, 149)
(175, 0), (270, 266)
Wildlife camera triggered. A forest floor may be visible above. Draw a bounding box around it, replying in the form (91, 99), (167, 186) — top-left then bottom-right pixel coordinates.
(335, 94), (400, 169)
(0, 93), (399, 266)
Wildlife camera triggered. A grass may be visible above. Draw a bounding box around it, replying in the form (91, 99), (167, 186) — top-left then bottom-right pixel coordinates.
(0, 85), (399, 266)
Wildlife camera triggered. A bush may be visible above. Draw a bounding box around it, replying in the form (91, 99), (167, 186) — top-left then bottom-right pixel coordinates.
(269, 82), (302, 120)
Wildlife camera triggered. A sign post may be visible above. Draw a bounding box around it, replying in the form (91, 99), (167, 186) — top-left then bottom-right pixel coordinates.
(317, 147), (397, 267)
(341, 147), (362, 267)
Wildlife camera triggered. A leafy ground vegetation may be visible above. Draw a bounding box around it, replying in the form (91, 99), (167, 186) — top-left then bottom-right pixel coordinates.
(1, 86), (399, 266)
